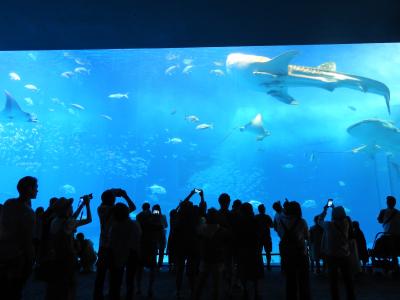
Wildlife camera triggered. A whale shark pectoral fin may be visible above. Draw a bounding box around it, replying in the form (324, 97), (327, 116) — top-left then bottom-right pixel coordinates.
(267, 88), (299, 105)
(261, 51), (299, 75)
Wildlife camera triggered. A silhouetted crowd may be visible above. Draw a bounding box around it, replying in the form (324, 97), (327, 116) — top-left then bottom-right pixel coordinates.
(1, 176), (400, 300)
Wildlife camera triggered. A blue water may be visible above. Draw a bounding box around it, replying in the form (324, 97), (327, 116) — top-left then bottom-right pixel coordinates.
(1, 43), (399, 253)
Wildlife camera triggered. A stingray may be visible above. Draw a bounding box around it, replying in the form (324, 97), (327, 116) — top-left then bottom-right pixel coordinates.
(240, 113), (270, 141)
(0, 91), (37, 122)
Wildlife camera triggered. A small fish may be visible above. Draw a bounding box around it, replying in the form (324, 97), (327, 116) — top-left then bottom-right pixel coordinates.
(24, 97), (34, 106)
(100, 114), (112, 121)
(9, 72), (21, 81)
(338, 180), (346, 187)
(74, 67), (90, 74)
(166, 53), (179, 61)
(108, 93), (128, 99)
(185, 115), (200, 122)
(48, 108), (55, 112)
(282, 163), (294, 169)
(166, 137), (183, 144)
(348, 105), (357, 111)
(61, 71), (74, 78)
(301, 199), (317, 208)
(210, 69), (225, 76)
(165, 65), (178, 75)
(309, 153), (315, 162)
(70, 103), (85, 110)
(148, 184), (167, 195)
(28, 53), (37, 60)
(213, 61), (224, 67)
(74, 58), (86, 65)
(196, 123), (213, 130)
(24, 84), (39, 92)
(351, 144), (367, 153)
(182, 65), (193, 74)
(170, 109), (177, 115)
(183, 58), (193, 65)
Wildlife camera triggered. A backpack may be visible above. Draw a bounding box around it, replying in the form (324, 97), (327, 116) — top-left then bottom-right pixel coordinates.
(279, 218), (304, 258)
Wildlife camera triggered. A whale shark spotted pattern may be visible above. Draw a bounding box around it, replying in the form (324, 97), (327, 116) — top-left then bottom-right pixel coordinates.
(226, 51), (391, 113)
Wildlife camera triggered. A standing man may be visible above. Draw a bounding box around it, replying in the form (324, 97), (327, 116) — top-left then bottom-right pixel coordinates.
(0, 176), (38, 300)
(255, 204), (274, 270)
(93, 188), (136, 300)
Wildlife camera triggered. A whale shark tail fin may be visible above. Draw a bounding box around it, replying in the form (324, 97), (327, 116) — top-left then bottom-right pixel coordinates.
(259, 51), (299, 75)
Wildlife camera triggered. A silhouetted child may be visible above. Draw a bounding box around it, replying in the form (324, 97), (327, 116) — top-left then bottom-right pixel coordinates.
(75, 232), (97, 273)
(309, 215), (324, 273)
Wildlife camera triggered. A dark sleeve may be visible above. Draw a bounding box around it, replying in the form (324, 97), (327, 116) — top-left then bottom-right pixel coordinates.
(267, 215), (273, 228)
(377, 209), (385, 223)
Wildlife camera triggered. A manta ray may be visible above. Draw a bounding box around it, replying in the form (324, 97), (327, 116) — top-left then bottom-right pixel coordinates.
(0, 91), (37, 122)
(226, 51), (391, 114)
(240, 113), (270, 141)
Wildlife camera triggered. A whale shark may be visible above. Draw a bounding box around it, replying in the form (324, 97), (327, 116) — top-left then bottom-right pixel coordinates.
(0, 91), (37, 122)
(347, 119), (400, 153)
(240, 113), (270, 141)
(226, 51), (391, 114)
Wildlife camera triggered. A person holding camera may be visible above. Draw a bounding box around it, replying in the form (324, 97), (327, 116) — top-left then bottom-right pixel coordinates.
(93, 188), (136, 300)
(318, 200), (356, 300)
(45, 194), (92, 300)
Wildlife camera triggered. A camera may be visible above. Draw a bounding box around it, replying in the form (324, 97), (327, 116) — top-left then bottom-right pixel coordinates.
(153, 210), (160, 215)
(194, 188), (201, 193)
(327, 199), (334, 207)
(80, 193), (93, 201)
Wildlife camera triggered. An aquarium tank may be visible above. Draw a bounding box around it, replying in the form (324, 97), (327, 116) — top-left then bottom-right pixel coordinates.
(0, 43), (399, 259)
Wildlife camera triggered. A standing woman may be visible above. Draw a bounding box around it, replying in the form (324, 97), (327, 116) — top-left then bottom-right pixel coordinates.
(45, 195), (92, 300)
(274, 200), (311, 300)
(318, 204), (356, 300)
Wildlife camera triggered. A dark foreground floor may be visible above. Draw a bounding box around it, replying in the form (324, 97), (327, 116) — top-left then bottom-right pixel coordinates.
(24, 267), (400, 300)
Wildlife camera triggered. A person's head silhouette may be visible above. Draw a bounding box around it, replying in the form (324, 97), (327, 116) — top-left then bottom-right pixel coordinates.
(142, 202), (150, 211)
(17, 176), (38, 200)
(387, 195), (396, 209)
(258, 204), (266, 214)
(101, 190), (116, 206)
(218, 193), (231, 210)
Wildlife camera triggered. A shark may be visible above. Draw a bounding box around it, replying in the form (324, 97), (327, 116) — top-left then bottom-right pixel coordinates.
(347, 119), (400, 154)
(226, 51), (391, 114)
(0, 91), (37, 122)
(240, 113), (270, 141)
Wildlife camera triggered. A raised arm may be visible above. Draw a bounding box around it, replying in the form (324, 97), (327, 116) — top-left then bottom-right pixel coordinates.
(76, 198), (92, 227)
(72, 199), (86, 219)
(120, 189), (136, 212)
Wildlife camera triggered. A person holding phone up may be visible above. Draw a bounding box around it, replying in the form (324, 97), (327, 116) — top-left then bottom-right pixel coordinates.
(318, 199), (356, 300)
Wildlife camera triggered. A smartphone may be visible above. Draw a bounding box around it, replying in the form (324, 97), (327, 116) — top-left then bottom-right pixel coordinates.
(327, 199), (334, 207)
(153, 210), (160, 215)
(194, 188), (201, 193)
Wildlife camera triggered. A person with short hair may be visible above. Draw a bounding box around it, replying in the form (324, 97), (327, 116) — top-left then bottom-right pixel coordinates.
(255, 204), (273, 270)
(0, 176), (38, 300)
(93, 188), (136, 300)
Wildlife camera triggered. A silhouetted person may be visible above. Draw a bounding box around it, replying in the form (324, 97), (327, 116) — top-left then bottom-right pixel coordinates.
(255, 204), (273, 270)
(108, 203), (141, 300)
(0, 176), (38, 300)
(274, 200), (311, 300)
(377, 195), (400, 272)
(93, 189), (136, 300)
(136, 203), (164, 297)
(193, 208), (231, 300)
(45, 195), (92, 300)
(167, 208), (178, 272)
(352, 221), (368, 271)
(33, 206), (45, 264)
(236, 202), (264, 299)
(75, 232), (97, 273)
(152, 204), (168, 269)
(309, 215), (324, 273)
(174, 189), (206, 298)
(318, 204), (356, 300)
